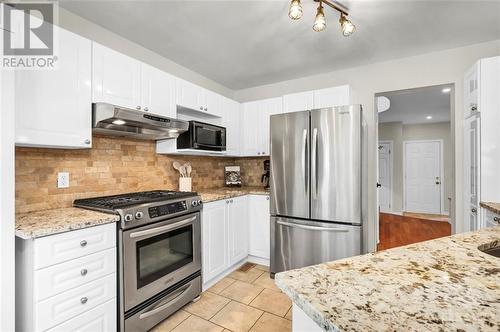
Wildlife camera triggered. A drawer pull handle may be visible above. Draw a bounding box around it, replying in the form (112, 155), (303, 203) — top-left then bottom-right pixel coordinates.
(80, 240), (87, 247)
(80, 297), (88, 304)
(80, 268), (88, 276)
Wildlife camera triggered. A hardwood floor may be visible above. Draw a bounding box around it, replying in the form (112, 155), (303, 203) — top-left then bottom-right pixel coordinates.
(377, 212), (451, 251)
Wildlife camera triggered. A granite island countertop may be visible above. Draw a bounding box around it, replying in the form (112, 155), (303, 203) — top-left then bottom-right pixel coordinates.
(481, 201), (500, 214)
(275, 227), (500, 332)
(198, 186), (269, 203)
(16, 207), (119, 239)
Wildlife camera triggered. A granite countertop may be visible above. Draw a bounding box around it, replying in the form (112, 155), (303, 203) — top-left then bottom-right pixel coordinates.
(16, 207), (119, 239)
(275, 227), (500, 332)
(481, 201), (500, 214)
(198, 186), (269, 203)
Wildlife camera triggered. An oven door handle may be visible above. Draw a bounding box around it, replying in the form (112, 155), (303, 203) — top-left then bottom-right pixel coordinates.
(129, 216), (197, 239)
(138, 283), (193, 320)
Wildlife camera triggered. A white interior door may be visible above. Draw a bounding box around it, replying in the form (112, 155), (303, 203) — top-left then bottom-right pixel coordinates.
(378, 141), (392, 212)
(404, 140), (442, 214)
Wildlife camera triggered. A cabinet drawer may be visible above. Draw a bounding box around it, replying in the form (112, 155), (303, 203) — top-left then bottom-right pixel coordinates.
(34, 223), (116, 269)
(35, 273), (116, 331)
(46, 298), (116, 332)
(35, 248), (116, 301)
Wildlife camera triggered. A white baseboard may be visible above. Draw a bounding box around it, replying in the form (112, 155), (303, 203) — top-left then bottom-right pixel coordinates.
(247, 255), (270, 267)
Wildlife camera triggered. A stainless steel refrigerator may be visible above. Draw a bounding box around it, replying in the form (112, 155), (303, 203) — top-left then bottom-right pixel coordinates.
(270, 105), (367, 276)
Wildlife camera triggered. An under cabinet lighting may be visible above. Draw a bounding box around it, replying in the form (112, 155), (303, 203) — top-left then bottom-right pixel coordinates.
(112, 119), (126, 125)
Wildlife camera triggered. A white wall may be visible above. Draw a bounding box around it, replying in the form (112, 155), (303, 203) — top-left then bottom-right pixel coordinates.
(0, 71), (16, 331)
(235, 39), (500, 247)
(379, 122), (452, 214)
(57, 8), (235, 100)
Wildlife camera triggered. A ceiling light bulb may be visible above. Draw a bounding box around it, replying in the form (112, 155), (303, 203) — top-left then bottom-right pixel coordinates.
(112, 119), (126, 125)
(442, 87), (451, 93)
(426, 116), (433, 120)
(313, 3), (326, 32)
(288, 0), (303, 20)
(339, 13), (355, 36)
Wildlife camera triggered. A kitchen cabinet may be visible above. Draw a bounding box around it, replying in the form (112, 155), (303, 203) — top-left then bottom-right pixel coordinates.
(141, 63), (176, 117)
(283, 90), (314, 112)
(15, 28), (92, 149)
(202, 197), (249, 285)
(241, 97), (283, 156)
(176, 79), (222, 117)
(221, 96), (242, 156)
(313, 85), (351, 108)
(482, 208), (500, 228)
(16, 223), (117, 332)
(248, 195), (271, 261)
(92, 42), (141, 110)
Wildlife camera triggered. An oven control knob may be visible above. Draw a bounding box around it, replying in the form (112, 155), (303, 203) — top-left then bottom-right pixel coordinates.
(191, 200), (198, 207)
(135, 211), (144, 220)
(124, 214), (133, 222)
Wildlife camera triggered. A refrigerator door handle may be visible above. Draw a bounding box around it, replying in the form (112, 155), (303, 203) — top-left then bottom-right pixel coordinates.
(277, 220), (349, 232)
(311, 127), (318, 199)
(302, 129), (308, 194)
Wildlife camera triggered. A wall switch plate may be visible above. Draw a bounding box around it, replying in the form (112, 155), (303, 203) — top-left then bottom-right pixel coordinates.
(57, 172), (70, 188)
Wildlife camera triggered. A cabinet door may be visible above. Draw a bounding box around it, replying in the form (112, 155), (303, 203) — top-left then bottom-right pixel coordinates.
(241, 100), (263, 156)
(248, 195), (271, 259)
(176, 78), (203, 112)
(92, 43), (141, 110)
(464, 62), (479, 118)
(313, 85), (351, 109)
(228, 196), (248, 265)
(283, 91), (314, 113)
(261, 97), (283, 156)
(15, 28), (92, 148)
(141, 64), (176, 117)
(202, 201), (228, 282)
(221, 97), (241, 155)
(203, 89), (223, 117)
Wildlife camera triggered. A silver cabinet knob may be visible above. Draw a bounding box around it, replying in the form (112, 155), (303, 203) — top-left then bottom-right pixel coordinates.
(230, 199), (233, 203)
(200, 106), (203, 110)
(84, 139), (91, 145)
(136, 106), (141, 110)
(471, 208), (477, 213)
(266, 196), (270, 201)
(80, 297), (88, 304)
(204, 107), (208, 111)
(257, 152), (261, 155)
(80, 268), (88, 276)
(493, 216), (500, 223)
(144, 107), (149, 112)
(80, 240), (87, 247)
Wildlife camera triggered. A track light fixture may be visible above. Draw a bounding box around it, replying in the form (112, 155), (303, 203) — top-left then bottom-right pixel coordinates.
(288, 0), (355, 35)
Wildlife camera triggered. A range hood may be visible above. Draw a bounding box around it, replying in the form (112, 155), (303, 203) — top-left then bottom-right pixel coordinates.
(92, 103), (188, 140)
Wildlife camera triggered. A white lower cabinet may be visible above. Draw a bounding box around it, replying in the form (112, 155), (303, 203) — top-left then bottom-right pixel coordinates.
(16, 223), (117, 332)
(202, 194), (269, 287)
(248, 195), (271, 260)
(482, 208), (500, 228)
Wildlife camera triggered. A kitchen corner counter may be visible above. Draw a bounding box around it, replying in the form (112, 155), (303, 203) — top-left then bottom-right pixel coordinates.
(198, 186), (269, 203)
(275, 227), (500, 332)
(481, 201), (500, 214)
(16, 207), (119, 239)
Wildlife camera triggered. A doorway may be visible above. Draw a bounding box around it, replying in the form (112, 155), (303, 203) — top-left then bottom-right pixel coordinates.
(375, 84), (454, 250)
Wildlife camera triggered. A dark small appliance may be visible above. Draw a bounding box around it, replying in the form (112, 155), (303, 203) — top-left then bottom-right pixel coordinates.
(262, 159), (270, 189)
(176, 120), (226, 151)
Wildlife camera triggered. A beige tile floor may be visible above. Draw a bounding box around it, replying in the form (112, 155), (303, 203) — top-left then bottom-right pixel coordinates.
(152, 264), (292, 332)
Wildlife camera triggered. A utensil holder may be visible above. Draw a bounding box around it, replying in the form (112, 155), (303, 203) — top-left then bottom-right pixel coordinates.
(179, 177), (192, 192)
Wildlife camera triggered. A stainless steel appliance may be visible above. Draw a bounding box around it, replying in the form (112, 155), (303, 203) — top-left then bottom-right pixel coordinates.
(92, 103), (189, 140)
(74, 191), (203, 332)
(270, 105), (367, 276)
(177, 120), (226, 151)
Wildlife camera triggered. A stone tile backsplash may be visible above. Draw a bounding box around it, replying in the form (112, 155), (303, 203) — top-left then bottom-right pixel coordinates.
(16, 135), (268, 213)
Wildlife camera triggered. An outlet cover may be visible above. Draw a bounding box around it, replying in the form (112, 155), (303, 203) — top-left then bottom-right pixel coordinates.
(57, 172), (70, 188)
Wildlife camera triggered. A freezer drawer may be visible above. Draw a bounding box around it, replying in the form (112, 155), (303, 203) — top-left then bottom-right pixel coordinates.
(270, 217), (361, 275)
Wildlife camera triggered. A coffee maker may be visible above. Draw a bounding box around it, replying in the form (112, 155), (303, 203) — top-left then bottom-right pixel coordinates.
(261, 160), (270, 190)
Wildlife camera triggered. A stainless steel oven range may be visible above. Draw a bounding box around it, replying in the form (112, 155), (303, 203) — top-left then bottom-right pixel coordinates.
(74, 191), (203, 332)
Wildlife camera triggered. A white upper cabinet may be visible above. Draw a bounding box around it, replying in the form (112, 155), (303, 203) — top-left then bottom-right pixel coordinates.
(313, 85), (351, 108)
(261, 97), (283, 155)
(15, 28), (92, 148)
(283, 91), (314, 112)
(203, 88), (223, 117)
(140, 64), (176, 117)
(464, 63), (479, 118)
(176, 79), (222, 117)
(221, 97), (241, 156)
(92, 43), (141, 110)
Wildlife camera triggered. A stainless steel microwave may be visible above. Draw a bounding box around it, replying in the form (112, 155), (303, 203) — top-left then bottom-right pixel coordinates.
(177, 121), (226, 151)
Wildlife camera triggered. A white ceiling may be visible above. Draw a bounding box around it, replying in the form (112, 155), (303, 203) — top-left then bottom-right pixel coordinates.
(60, 0), (500, 90)
(377, 84), (452, 125)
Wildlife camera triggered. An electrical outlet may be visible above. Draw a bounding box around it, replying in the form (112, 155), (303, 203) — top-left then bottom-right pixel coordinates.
(57, 172), (70, 188)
